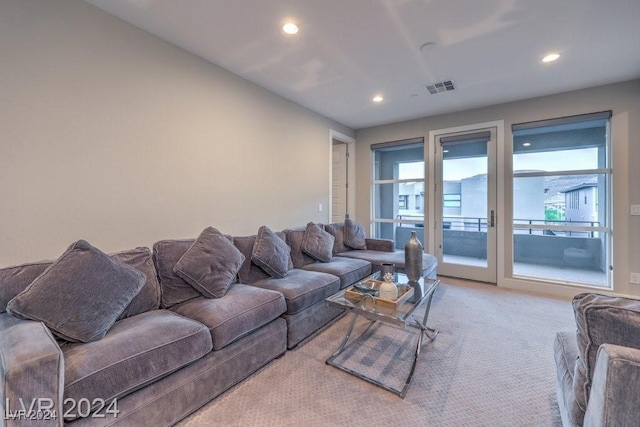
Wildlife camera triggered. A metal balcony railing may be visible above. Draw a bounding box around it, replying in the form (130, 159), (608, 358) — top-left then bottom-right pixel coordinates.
(396, 215), (601, 237)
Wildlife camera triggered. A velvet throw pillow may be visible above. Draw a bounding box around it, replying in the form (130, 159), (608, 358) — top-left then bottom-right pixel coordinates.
(251, 226), (292, 279)
(0, 248), (161, 318)
(174, 227), (245, 298)
(301, 222), (335, 263)
(344, 218), (367, 250)
(7, 240), (145, 343)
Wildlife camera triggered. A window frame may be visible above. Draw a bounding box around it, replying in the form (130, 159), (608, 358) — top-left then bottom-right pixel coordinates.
(511, 111), (612, 288)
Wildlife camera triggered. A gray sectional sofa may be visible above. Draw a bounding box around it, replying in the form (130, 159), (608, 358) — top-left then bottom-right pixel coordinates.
(0, 220), (437, 426)
(554, 293), (640, 426)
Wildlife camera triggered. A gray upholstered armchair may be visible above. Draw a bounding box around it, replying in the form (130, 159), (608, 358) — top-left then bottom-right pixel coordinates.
(554, 293), (640, 426)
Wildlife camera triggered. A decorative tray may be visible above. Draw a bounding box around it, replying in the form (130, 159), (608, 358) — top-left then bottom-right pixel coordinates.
(345, 278), (414, 310)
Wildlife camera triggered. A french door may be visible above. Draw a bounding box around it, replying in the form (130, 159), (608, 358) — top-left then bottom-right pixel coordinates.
(433, 126), (498, 283)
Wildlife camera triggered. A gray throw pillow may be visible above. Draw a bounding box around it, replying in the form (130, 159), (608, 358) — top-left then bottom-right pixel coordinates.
(174, 227), (245, 298)
(251, 226), (292, 278)
(0, 248), (161, 318)
(344, 218), (367, 250)
(6, 240), (145, 343)
(301, 222), (335, 263)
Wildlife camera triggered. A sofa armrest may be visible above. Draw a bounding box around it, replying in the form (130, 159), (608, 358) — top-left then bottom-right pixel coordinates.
(364, 238), (395, 252)
(584, 343), (640, 427)
(0, 314), (63, 426)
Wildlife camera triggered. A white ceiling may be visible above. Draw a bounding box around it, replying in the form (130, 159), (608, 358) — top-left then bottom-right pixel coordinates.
(83, 0), (640, 129)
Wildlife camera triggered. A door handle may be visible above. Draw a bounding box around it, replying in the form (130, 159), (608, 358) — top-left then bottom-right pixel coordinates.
(490, 210), (495, 228)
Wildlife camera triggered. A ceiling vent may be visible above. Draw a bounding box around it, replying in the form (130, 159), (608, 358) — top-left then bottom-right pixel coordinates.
(425, 80), (455, 94)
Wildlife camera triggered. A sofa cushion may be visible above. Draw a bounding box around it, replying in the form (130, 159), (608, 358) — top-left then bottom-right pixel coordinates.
(249, 269), (340, 315)
(364, 237), (395, 253)
(62, 310), (212, 418)
(153, 239), (201, 308)
(283, 227), (318, 268)
(324, 223), (350, 254)
(572, 293), (640, 413)
(111, 247), (161, 319)
(302, 257), (372, 289)
(344, 218), (367, 250)
(7, 240), (145, 343)
(251, 226), (292, 279)
(174, 227), (245, 298)
(0, 261), (50, 313)
(234, 235), (272, 283)
(171, 284), (286, 350)
(301, 222), (335, 263)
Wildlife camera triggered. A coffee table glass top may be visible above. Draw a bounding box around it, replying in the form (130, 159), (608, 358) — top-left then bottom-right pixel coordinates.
(325, 271), (438, 327)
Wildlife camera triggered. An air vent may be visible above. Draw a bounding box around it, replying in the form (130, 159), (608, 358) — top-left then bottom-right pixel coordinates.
(425, 80), (455, 95)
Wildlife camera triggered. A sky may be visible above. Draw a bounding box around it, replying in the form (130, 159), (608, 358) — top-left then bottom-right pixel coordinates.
(399, 148), (598, 181)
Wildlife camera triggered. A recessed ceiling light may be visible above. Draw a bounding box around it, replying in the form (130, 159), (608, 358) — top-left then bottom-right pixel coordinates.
(282, 22), (299, 35)
(523, 142), (532, 147)
(542, 53), (560, 63)
(372, 95), (384, 103)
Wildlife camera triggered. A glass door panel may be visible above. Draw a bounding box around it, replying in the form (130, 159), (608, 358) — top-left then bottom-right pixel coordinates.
(435, 128), (497, 283)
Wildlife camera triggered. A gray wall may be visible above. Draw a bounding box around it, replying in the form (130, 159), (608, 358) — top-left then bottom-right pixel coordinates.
(0, 0), (353, 265)
(355, 80), (640, 297)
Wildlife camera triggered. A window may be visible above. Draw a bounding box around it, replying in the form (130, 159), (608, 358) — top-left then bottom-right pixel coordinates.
(512, 111), (611, 288)
(443, 194), (461, 208)
(371, 138), (424, 249)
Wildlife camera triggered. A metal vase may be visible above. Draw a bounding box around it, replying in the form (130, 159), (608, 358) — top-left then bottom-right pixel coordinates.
(404, 231), (423, 282)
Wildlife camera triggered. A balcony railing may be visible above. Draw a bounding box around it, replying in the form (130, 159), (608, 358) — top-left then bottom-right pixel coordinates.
(392, 215), (605, 273)
(397, 215), (600, 236)
(397, 215), (488, 231)
(514, 219), (600, 237)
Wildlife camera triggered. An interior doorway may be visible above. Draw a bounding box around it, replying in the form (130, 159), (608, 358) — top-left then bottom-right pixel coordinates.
(332, 141), (348, 222)
(330, 130), (356, 223)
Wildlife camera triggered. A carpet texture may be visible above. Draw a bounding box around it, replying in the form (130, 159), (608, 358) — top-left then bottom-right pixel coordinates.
(177, 278), (574, 426)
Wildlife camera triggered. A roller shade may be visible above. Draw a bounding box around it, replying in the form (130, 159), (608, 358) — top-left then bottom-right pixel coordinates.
(439, 131), (490, 145)
(371, 137), (424, 151)
(512, 111), (611, 132)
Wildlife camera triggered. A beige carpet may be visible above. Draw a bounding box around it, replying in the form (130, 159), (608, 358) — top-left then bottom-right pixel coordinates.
(177, 277), (575, 426)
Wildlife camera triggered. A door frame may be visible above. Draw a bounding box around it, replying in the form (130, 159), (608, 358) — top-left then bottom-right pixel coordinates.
(428, 120), (504, 283)
(329, 130), (356, 222)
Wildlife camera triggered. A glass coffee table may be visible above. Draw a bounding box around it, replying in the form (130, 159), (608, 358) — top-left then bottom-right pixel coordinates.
(325, 271), (439, 398)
